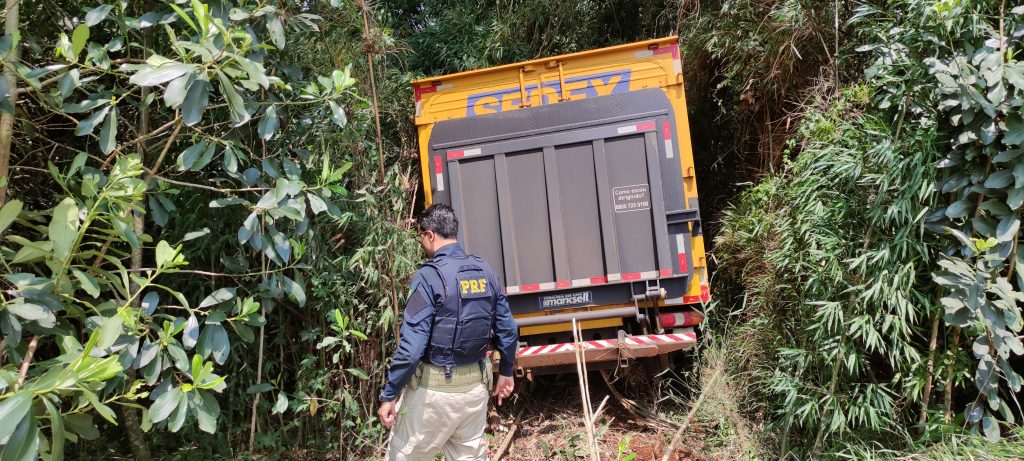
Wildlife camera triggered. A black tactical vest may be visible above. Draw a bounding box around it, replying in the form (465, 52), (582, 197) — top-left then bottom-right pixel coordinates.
(422, 253), (497, 374)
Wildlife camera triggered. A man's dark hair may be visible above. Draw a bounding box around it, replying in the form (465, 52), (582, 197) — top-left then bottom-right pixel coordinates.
(417, 204), (459, 239)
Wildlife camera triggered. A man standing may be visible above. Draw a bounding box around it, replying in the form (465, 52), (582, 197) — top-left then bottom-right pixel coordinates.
(378, 204), (519, 460)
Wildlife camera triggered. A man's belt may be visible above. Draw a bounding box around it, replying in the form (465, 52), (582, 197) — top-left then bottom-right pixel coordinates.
(412, 361), (491, 393)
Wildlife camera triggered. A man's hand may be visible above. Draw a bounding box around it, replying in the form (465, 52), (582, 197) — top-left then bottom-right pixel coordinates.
(492, 375), (514, 406)
(378, 401), (398, 428)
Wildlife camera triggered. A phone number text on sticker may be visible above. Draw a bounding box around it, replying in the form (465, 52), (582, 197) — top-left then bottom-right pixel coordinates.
(612, 184), (651, 213)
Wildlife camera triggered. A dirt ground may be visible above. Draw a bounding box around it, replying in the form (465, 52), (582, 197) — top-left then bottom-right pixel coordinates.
(488, 371), (711, 461)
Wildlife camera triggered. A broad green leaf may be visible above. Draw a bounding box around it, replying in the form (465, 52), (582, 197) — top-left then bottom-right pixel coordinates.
(74, 105), (110, 136)
(266, 16), (286, 49)
(72, 268), (101, 298)
(71, 24), (89, 59)
(345, 368), (369, 380)
(177, 141), (209, 171)
(63, 414), (99, 441)
(58, 68), (80, 98)
(99, 107), (118, 154)
(164, 73), (193, 108)
(222, 146), (238, 173)
(207, 324), (230, 365)
(49, 197), (79, 262)
(0, 392), (32, 443)
(141, 291), (159, 315)
(209, 198), (245, 208)
(97, 315), (123, 350)
(307, 193), (327, 215)
(190, 142), (217, 171)
(155, 240), (178, 268)
(272, 392), (288, 414)
(130, 62), (196, 86)
(182, 78), (210, 126)
(183, 315), (199, 349)
(238, 213), (258, 244)
(0, 199), (22, 234)
(182, 228), (210, 242)
(150, 387), (181, 424)
(246, 383), (273, 394)
(195, 392), (219, 434)
(198, 288), (236, 309)
(996, 214), (1020, 242)
(216, 71), (250, 126)
(6, 303), (55, 327)
(1004, 116), (1024, 146)
(85, 5), (114, 26)
(327, 100), (346, 127)
(258, 105), (279, 140)
(41, 398), (64, 461)
(1, 412), (39, 461)
(281, 275), (305, 307)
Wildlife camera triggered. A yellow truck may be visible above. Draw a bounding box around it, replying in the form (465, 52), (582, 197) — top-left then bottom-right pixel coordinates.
(412, 37), (707, 377)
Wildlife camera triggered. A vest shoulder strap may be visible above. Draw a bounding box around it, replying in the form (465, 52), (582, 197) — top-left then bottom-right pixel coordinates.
(419, 261), (446, 305)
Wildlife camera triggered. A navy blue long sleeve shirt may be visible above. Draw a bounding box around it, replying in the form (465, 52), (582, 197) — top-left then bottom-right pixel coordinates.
(381, 244), (519, 401)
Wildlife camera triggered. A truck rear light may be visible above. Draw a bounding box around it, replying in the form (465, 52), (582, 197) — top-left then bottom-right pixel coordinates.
(659, 311), (704, 328)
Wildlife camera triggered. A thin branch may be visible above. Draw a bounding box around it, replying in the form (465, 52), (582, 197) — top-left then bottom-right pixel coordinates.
(149, 175), (269, 193)
(15, 336), (39, 390)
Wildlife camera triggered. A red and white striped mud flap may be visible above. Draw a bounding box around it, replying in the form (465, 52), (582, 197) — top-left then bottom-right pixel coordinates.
(513, 327), (697, 369)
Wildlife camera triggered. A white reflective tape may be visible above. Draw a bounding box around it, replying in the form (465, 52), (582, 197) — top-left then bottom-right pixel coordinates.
(617, 125), (638, 134)
(506, 286), (520, 295)
(664, 139), (674, 158)
(634, 50), (654, 58)
(435, 173), (444, 191)
(464, 148), (482, 157)
(676, 234), (686, 254)
(437, 83), (453, 90)
(539, 282), (556, 290)
(607, 273), (622, 282)
(415, 101), (422, 117)
(571, 278), (590, 287)
(641, 271), (659, 280)
(674, 60), (683, 74)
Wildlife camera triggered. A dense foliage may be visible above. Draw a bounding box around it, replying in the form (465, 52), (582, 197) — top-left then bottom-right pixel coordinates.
(714, 0), (1024, 457)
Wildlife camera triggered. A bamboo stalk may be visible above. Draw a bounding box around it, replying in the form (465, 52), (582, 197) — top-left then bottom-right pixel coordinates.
(0, 0), (19, 204)
(919, 306), (942, 426)
(573, 319), (600, 461)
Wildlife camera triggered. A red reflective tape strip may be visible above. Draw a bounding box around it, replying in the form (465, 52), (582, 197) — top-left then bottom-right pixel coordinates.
(587, 340), (604, 349)
(701, 284), (710, 301)
(678, 254), (689, 272)
(660, 268), (672, 277)
(521, 283), (540, 292)
(636, 121), (656, 131)
(683, 295), (701, 304)
(666, 334), (684, 342)
(621, 272), (642, 281)
(590, 276), (608, 284)
(414, 85), (438, 101)
(433, 156), (442, 174)
(649, 335), (667, 343)
(447, 151), (465, 160)
(662, 121), (672, 140)
(556, 280), (570, 289)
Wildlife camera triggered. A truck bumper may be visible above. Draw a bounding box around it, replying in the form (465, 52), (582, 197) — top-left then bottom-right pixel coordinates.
(510, 327), (696, 372)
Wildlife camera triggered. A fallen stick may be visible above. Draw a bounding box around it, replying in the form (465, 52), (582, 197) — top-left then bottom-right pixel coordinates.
(659, 366), (723, 461)
(494, 422), (519, 461)
(592, 395), (611, 422)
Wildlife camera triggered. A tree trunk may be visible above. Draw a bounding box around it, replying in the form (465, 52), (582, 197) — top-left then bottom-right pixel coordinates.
(0, 0), (20, 204)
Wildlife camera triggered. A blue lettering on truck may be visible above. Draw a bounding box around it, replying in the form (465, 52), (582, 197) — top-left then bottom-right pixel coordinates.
(466, 70), (631, 117)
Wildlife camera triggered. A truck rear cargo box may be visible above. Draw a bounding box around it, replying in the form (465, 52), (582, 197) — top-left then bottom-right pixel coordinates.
(413, 37), (707, 374)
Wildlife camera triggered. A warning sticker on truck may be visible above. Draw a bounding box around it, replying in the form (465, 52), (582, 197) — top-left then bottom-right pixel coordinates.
(612, 184), (651, 213)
